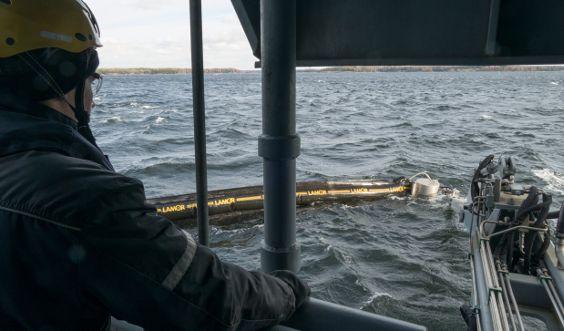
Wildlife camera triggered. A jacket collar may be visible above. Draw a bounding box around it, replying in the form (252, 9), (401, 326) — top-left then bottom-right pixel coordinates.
(0, 93), (114, 171)
(0, 92), (78, 127)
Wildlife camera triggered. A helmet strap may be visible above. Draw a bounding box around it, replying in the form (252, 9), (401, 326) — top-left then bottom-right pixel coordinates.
(73, 79), (98, 146)
(19, 52), (67, 99)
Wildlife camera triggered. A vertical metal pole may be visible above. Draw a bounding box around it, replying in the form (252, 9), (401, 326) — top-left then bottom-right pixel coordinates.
(259, 0), (300, 272)
(189, 0), (209, 246)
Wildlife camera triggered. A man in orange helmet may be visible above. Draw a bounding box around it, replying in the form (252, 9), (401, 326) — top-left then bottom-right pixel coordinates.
(0, 1), (309, 330)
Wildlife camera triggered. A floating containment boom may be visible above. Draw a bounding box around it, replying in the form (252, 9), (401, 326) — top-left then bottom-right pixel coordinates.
(148, 178), (411, 225)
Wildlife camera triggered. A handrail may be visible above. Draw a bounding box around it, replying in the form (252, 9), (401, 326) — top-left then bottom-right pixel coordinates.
(270, 298), (426, 331)
(479, 221), (547, 241)
(110, 298), (427, 331)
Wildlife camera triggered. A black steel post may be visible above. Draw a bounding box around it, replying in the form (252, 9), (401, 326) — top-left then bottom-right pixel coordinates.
(259, 0), (300, 272)
(189, 0), (209, 246)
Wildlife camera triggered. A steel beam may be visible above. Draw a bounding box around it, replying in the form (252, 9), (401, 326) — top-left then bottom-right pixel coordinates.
(259, 0), (300, 272)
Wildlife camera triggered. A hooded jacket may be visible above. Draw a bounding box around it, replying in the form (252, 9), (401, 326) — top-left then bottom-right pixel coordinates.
(0, 96), (308, 331)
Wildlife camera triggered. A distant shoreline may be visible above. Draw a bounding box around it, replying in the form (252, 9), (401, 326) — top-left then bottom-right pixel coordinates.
(318, 65), (564, 73)
(98, 68), (242, 75)
(98, 65), (564, 75)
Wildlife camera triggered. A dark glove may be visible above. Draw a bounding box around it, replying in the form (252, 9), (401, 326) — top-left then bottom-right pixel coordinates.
(270, 270), (311, 309)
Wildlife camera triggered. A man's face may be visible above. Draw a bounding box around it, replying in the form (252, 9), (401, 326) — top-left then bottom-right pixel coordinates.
(84, 75), (96, 114)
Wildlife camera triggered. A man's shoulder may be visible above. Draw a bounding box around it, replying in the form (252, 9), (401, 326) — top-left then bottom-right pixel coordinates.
(0, 150), (140, 190)
(0, 150), (146, 226)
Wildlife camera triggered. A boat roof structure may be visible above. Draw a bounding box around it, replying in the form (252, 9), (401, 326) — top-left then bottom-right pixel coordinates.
(233, 0), (564, 66)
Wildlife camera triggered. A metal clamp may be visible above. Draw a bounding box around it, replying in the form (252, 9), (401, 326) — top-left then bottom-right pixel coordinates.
(488, 287), (503, 296)
(258, 134), (301, 160)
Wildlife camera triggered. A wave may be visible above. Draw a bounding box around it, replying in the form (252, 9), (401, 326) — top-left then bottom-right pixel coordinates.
(533, 168), (564, 195)
(103, 116), (123, 124)
(382, 121), (413, 129)
(514, 131), (536, 138)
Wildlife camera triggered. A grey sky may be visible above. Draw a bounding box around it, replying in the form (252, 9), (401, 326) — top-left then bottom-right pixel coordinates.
(88, 0), (256, 69)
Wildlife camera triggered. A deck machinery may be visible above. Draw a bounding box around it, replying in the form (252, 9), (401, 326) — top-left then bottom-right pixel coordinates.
(460, 156), (564, 330)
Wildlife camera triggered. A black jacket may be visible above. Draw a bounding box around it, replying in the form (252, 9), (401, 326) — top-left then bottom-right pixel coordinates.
(0, 98), (307, 330)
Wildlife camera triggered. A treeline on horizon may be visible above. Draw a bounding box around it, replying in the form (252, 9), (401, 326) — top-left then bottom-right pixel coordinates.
(320, 65), (564, 72)
(98, 68), (241, 75)
(99, 65), (564, 75)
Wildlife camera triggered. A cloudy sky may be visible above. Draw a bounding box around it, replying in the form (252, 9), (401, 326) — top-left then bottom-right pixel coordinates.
(88, 0), (256, 69)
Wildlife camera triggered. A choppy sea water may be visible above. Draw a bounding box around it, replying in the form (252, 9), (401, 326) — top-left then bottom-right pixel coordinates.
(92, 71), (564, 330)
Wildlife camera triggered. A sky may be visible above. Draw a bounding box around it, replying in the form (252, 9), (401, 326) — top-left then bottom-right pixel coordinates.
(87, 0), (256, 69)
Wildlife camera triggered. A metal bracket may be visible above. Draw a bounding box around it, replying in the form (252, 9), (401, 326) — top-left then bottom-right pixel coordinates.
(488, 287), (503, 297)
(258, 134), (301, 160)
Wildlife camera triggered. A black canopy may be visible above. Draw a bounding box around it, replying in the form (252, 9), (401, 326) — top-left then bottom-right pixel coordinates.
(232, 0), (564, 66)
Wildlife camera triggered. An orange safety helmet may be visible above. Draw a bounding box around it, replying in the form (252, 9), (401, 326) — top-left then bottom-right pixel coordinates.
(0, 0), (101, 58)
(0, 0), (103, 144)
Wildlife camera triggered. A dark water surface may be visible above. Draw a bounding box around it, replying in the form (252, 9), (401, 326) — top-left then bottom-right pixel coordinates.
(92, 71), (564, 330)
